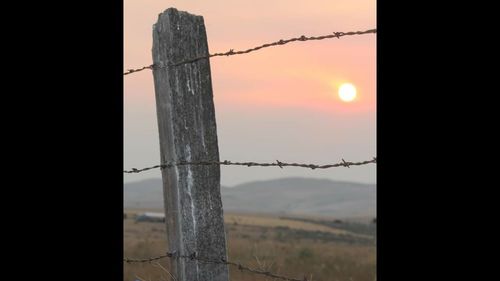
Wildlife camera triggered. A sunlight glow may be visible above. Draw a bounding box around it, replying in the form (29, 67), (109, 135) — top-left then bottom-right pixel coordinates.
(338, 83), (357, 102)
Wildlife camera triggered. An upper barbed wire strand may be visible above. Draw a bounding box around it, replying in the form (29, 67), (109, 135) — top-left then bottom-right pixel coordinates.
(123, 29), (376, 75)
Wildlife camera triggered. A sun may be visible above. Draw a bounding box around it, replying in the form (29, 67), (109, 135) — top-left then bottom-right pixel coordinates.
(338, 83), (357, 102)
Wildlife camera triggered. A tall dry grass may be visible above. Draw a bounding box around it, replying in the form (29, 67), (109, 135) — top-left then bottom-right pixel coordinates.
(124, 214), (375, 281)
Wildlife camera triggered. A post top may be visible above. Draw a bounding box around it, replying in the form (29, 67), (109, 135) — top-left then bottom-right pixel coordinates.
(158, 7), (203, 20)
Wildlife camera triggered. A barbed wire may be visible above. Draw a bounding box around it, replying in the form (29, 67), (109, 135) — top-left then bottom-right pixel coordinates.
(123, 64), (154, 75)
(124, 28), (376, 75)
(173, 28), (376, 66)
(124, 157), (376, 174)
(124, 251), (310, 281)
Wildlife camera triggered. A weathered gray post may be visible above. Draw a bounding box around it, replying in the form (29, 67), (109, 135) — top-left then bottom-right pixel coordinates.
(152, 8), (229, 281)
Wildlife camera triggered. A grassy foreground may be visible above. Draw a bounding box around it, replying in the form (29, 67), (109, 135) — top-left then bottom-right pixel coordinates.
(124, 210), (376, 281)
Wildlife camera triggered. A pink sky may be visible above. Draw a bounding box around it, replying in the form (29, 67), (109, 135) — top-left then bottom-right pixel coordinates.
(124, 0), (376, 186)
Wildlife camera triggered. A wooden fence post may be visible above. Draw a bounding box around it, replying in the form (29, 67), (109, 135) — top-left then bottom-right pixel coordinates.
(151, 8), (229, 281)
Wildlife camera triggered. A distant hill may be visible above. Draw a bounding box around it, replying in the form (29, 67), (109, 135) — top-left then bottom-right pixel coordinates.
(124, 178), (165, 209)
(124, 177), (376, 218)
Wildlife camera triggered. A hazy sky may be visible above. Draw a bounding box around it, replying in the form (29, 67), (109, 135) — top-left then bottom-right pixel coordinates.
(124, 0), (376, 186)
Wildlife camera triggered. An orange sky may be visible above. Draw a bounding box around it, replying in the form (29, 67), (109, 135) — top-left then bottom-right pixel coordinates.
(124, 0), (376, 186)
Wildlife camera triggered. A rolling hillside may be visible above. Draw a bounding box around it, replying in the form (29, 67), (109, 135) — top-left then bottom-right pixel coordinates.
(124, 177), (376, 217)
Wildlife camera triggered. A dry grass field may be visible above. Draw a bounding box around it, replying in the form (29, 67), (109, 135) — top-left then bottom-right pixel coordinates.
(124, 209), (376, 281)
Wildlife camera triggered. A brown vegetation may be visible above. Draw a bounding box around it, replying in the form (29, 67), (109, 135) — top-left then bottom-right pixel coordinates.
(124, 210), (376, 281)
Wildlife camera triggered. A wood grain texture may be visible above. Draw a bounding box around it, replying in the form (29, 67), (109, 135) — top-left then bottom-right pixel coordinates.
(152, 7), (229, 281)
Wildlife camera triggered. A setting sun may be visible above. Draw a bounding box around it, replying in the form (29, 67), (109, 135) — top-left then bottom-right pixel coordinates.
(338, 83), (357, 102)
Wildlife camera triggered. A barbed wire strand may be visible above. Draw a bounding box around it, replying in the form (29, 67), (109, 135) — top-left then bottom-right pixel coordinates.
(124, 157), (376, 174)
(173, 29), (376, 66)
(124, 252), (310, 281)
(124, 28), (376, 75)
(124, 64), (154, 75)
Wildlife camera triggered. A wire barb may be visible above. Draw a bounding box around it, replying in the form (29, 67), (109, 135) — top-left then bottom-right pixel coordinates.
(124, 158), (376, 174)
(123, 64), (154, 75)
(124, 28), (376, 74)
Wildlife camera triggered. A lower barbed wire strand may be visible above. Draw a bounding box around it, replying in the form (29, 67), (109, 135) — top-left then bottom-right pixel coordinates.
(124, 252), (310, 281)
